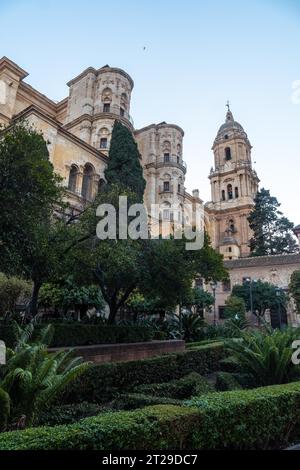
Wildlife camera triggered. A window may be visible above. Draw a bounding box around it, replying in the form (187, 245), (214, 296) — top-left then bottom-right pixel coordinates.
(82, 164), (94, 200)
(68, 165), (78, 192)
(235, 187), (239, 198)
(120, 107), (125, 117)
(222, 190), (226, 201)
(225, 147), (232, 160)
(103, 103), (110, 113)
(227, 184), (233, 200)
(100, 138), (108, 149)
(98, 178), (106, 193)
(163, 181), (170, 192)
(178, 183), (181, 193)
(177, 156), (180, 164)
(225, 134), (229, 140)
(219, 306), (226, 320)
(222, 280), (231, 292)
(228, 247), (232, 253)
(164, 153), (170, 162)
(163, 209), (170, 220)
(229, 219), (235, 232)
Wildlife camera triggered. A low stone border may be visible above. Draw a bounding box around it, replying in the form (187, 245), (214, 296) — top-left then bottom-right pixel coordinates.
(49, 339), (185, 363)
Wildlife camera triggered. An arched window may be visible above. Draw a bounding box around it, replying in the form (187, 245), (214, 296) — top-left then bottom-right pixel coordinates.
(235, 186), (239, 198)
(227, 184), (233, 200)
(99, 128), (109, 149)
(225, 147), (232, 161)
(102, 88), (112, 113)
(98, 178), (106, 193)
(229, 219), (235, 233)
(161, 202), (171, 220)
(82, 163), (94, 200)
(222, 190), (226, 201)
(68, 165), (78, 193)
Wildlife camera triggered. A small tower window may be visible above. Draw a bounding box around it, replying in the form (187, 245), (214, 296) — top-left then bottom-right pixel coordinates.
(177, 156), (180, 164)
(235, 187), (239, 198)
(103, 103), (110, 113)
(164, 153), (170, 162)
(178, 183), (181, 193)
(120, 107), (125, 117)
(163, 181), (170, 192)
(225, 134), (229, 140)
(163, 209), (170, 220)
(225, 147), (232, 161)
(227, 184), (233, 200)
(229, 219), (235, 233)
(100, 138), (108, 149)
(222, 190), (226, 201)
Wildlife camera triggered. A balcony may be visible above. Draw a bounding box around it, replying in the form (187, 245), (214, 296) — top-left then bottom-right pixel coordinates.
(156, 155), (187, 173)
(98, 104), (134, 127)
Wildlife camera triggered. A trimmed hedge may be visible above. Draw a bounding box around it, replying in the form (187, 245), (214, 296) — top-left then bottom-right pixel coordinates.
(36, 402), (106, 427)
(61, 343), (225, 404)
(0, 323), (153, 348)
(136, 372), (213, 399)
(215, 372), (242, 391)
(3, 381), (300, 449)
(111, 394), (182, 410)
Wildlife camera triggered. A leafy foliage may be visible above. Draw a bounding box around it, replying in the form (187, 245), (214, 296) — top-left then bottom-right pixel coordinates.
(248, 188), (298, 256)
(289, 270), (300, 314)
(0, 322), (90, 428)
(3, 382), (300, 449)
(105, 121), (146, 202)
(0, 274), (31, 316)
(224, 295), (246, 319)
(232, 280), (288, 320)
(61, 343), (225, 404)
(0, 387), (10, 431)
(225, 328), (300, 387)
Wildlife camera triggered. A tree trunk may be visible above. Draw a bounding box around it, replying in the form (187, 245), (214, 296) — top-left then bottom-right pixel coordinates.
(30, 281), (42, 317)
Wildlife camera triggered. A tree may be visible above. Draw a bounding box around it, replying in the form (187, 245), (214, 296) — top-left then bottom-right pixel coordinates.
(182, 287), (214, 316)
(0, 122), (65, 274)
(232, 280), (288, 321)
(0, 122), (71, 315)
(224, 295), (246, 319)
(105, 121), (146, 202)
(289, 270), (300, 314)
(248, 188), (298, 256)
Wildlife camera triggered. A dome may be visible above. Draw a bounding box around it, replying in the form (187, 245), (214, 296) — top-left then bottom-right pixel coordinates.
(214, 106), (249, 144)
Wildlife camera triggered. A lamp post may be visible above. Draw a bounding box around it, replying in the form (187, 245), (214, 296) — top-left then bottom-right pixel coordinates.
(275, 288), (282, 330)
(245, 278), (257, 323)
(210, 281), (217, 326)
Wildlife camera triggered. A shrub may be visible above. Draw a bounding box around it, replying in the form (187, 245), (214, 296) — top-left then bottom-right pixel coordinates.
(215, 372), (242, 391)
(0, 273), (31, 316)
(36, 402), (105, 426)
(224, 295), (246, 319)
(136, 373), (213, 399)
(2, 382), (300, 449)
(0, 388), (10, 431)
(61, 343), (225, 404)
(0, 323), (154, 348)
(111, 394), (182, 410)
(225, 328), (300, 386)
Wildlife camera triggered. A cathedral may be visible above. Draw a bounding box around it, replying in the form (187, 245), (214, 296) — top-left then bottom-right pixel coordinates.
(1, 56), (299, 325)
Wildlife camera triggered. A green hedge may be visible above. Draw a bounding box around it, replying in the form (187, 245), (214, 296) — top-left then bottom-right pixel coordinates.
(61, 343), (225, 404)
(0, 388), (10, 432)
(3, 382), (300, 449)
(111, 394), (182, 410)
(136, 372), (213, 399)
(215, 372), (242, 391)
(0, 323), (153, 348)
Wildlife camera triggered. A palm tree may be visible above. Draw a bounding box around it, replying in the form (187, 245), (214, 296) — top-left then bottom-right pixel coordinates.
(0, 322), (89, 428)
(225, 327), (300, 387)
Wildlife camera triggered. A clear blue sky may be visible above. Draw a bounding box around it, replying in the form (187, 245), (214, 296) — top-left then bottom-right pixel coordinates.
(1, 0), (299, 224)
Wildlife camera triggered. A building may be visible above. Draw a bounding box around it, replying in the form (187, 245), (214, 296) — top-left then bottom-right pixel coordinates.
(0, 56), (299, 324)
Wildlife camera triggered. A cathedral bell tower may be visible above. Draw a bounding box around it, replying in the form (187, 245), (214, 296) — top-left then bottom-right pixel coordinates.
(206, 104), (260, 259)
